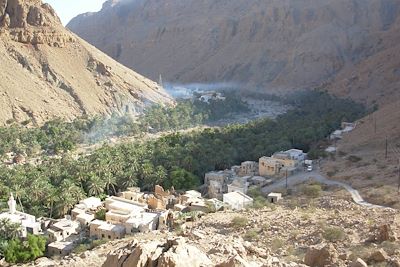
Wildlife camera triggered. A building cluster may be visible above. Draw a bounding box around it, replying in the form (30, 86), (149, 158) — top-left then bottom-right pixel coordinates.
(204, 149), (307, 206)
(0, 148), (310, 258)
(0, 184), (227, 257)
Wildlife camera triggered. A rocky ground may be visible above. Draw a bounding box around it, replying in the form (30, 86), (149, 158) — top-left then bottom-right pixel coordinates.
(322, 99), (400, 210)
(18, 189), (400, 267)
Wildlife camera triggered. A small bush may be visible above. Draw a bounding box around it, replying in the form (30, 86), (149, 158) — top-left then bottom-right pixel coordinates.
(73, 244), (90, 254)
(347, 155), (362, 163)
(95, 209), (106, 221)
(302, 184), (322, 198)
(252, 196), (268, 209)
(271, 238), (284, 251)
(322, 226), (345, 242)
(247, 187), (263, 198)
(244, 230), (259, 241)
(231, 216), (248, 228)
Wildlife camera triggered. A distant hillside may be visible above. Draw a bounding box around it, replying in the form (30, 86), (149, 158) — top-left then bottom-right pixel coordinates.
(0, 0), (172, 125)
(68, 0), (400, 106)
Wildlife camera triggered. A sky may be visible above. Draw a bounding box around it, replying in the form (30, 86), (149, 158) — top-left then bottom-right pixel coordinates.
(42, 0), (106, 25)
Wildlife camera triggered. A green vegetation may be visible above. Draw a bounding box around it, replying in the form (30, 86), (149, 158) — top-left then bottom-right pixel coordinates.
(0, 91), (366, 218)
(252, 196), (269, 209)
(72, 238), (109, 254)
(301, 184), (323, 198)
(244, 229), (259, 241)
(4, 234), (46, 263)
(95, 209), (106, 221)
(0, 92), (249, 158)
(322, 226), (346, 242)
(231, 216), (248, 228)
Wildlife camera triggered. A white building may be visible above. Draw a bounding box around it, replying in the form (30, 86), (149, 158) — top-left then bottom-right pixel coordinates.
(0, 193), (41, 237)
(223, 191), (253, 210)
(47, 218), (80, 242)
(284, 149), (306, 162)
(124, 212), (159, 234)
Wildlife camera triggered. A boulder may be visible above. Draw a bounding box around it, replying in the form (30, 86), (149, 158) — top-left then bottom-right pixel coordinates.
(304, 243), (338, 267)
(368, 248), (389, 262)
(215, 255), (253, 267)
(103, 237), (212, 267)
(369, 224), (397, 243)
(157, 241), (212, 267)
(350, 258), (368, 267)
(122, 240), (162, 267)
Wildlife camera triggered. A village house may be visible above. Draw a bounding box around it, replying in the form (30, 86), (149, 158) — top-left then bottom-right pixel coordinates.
(124, 212), (160, 234)
(259, 156), (284, 176)
(267, 192), (282, 204)
(223, 191), (253, 210)
(71, 196), (102, 221)
(47, 218), (80, 243)
(118, 187), (145, 202)
(204, 170), (235, 199)
(105, 196), (148, 214)
(75, 212), (95, 227)
(89, 220), (125, 240)
(227, 176), (250, 194)
(0, 193), (41, 237)
(239, 161), (259, 176)
(259, 149), (305, 177)
(250, 176), (272, 187)
(47, 241), (75, 257)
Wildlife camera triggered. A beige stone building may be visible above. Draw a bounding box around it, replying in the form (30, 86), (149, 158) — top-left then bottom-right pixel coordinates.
(89, 220), (125, 240)
(239, 161), (259, 176)
(47, 241), (75, 257)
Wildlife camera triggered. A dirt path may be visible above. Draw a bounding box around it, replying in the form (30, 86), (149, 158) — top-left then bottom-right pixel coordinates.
(262, 169), (389, 209)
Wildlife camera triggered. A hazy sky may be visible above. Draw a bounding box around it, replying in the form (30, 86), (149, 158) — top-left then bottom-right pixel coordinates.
(42, 0), (106, 25)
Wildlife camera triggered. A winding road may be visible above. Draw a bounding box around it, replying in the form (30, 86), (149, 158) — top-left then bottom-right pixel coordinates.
(261, 170), (388, 209)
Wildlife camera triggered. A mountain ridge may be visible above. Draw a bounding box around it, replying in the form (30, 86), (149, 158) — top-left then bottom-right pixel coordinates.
(0, 0), (172, 126)
(67, 0), (400, 106)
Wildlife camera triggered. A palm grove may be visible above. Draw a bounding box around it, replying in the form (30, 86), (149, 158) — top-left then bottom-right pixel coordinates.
(0, 91), (366, 220)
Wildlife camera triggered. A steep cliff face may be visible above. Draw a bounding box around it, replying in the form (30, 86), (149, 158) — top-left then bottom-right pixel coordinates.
(68, 0), (400, 105)
(0, 0), (172, 125)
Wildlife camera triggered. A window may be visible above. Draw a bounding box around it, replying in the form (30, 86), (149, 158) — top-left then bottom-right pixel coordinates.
(108, 235), (111, 239)
(102, 234), (105, 238)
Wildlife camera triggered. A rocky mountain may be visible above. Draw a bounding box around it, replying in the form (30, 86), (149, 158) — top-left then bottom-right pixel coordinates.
(0, 0), (172, 125)
(68, 0), (400, 105)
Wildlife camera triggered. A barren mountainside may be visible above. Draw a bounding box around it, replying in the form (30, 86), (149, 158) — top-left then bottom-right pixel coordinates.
(68, 0), (400, 105)
(0, 0), (172, 125)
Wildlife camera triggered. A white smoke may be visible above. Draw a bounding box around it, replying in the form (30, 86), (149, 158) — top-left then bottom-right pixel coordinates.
(164, 82), (243, 99)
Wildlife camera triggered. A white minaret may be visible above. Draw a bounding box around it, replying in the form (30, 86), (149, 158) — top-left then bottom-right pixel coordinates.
(8, 193), (16, 214)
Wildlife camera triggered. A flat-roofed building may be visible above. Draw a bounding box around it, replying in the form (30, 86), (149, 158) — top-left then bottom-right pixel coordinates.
(227, 176), (250, 194)
(239, 161), (259, 176)
(47, 219), (80, 243)
(223, 191), (253, 210)
(89, 220), (125, 240)
(47, 241), (75, 257)
(0, 194), (41, 237)
(105, 196), (147, 214)
(76, 213), (95, 227)
(124, 212), (159, 234)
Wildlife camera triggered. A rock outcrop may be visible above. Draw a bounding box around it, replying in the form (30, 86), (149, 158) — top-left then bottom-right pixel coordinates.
(304, 243), (339, 267)
(102, 237), (213, 267)
(0, 0), (172, 125)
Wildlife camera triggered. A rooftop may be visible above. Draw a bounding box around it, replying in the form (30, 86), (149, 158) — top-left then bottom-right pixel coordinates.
(223, 191), (253, 201)
(48, 241), (74, 250)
